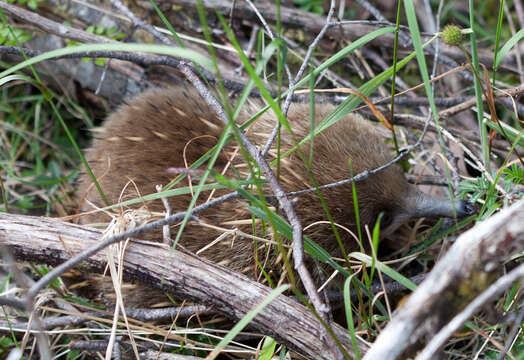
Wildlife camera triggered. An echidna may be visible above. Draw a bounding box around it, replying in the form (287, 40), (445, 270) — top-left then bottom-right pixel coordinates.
(77, 87), (473, 283)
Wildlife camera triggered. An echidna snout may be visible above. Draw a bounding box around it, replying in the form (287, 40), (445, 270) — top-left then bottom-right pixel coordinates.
(376, 185), (474, 235)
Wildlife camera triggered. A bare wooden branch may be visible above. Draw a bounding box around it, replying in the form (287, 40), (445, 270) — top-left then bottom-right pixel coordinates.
(0, 1), (113, 44)
(363, 199), (524, 360)
(0, 213), (369, 359)
(416, 263), (524, 360)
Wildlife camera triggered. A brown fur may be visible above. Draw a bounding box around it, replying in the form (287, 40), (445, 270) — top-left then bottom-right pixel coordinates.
(77, 87), (414, 278)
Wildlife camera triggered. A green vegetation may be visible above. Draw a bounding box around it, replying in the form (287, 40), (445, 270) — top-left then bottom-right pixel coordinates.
(0, 0), (522, 358)
(293, 0), (325, 14)
(66, 24), (127, 65)
(4, 0), (44, 10)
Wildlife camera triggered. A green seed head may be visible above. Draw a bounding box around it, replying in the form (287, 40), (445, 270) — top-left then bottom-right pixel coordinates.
(442, 25), (463, 46)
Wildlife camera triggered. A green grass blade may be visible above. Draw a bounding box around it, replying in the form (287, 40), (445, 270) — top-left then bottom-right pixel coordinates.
(349, 252), (417, 291)
(207, 285), (290, 359)
(259, 336), (277, 360)
(492, 0), (505, 80)
(299, 27), (395, 87)
(494, 28), (524, 70)
(485, 120), (524, 148)
(0, 43), (215, 79)
(468, 0), (489, 170)
(344, 274), (362, 360)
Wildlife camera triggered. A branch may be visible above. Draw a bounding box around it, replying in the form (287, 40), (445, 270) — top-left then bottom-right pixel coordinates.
(0, 213), (369, 359)
(415, 263), (524, 360)
(0, 1), (112, 44)
(363, 199), (524, 359)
